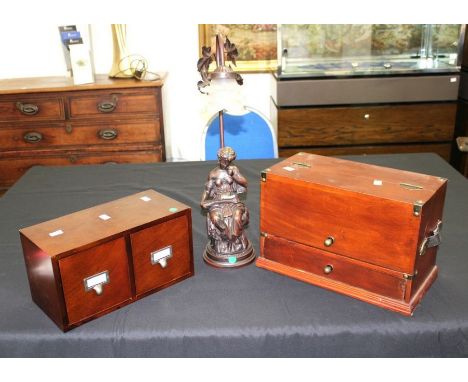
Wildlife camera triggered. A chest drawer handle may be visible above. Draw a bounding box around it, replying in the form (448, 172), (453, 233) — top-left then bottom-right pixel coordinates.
(16, 102), (39, 116)
(97, 95), (118, 113)
(98, 128), (118, 140)
(23, 131), (43, 143)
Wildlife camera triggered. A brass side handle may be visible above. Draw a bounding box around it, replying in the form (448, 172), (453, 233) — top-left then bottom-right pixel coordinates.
(97, 95), (118, 113)
(323, 264), (334, 274)
(16, 102), (39, 116)
(419, 220), (442, 256)
(98, 128), (118, 140)
(456, 137), (468, 152)
(23, 131), (43, 143)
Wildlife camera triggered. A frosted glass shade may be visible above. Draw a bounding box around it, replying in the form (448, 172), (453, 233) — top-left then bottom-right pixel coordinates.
(207, 78), (246, 116)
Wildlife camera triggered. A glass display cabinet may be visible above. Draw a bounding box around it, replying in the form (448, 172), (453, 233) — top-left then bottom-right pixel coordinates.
(277, 24), (463, 78)
(271, 24), (466, 160)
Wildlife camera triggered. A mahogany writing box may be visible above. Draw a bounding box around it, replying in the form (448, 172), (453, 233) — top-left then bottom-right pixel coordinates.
(256, 153), (447, 316)
(19, 189), (194, 331)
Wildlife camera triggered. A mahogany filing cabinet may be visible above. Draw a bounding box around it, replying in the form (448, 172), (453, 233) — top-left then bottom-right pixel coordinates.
(20, 189), (194, 331)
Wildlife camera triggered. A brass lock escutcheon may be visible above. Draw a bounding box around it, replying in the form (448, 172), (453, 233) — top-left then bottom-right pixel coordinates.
(323, 264), (334, 274)
(16, 101), (39, 116)
(23, 131), (43, 143)
(97, 94), (118, 113)
(324, 236), (334, 247)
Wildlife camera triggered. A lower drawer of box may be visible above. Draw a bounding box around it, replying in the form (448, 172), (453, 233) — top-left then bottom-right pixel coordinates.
(261, 233), (407, 299)
(257, 234), (438, 315)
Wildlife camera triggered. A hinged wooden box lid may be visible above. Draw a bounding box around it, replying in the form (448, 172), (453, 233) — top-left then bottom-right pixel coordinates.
(260, 153), (448, 275)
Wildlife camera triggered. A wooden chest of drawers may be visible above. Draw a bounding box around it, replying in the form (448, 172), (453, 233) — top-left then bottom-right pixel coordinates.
(0, 75), (166, 194)
(256, 153), (447, 316)
(20, 189), (193, 331)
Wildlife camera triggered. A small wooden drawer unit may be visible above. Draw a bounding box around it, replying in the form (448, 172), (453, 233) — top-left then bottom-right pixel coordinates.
(256, 153), (448, 316)
(0, 75), (166, 194)
(19, 189), (194, 331)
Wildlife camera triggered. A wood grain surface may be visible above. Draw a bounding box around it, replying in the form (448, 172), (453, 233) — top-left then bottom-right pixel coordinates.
(131, 215), (192, 296)
(0, 120), (161, 150)
(278, 103), (457, 147)
(58, 237), (132, 325)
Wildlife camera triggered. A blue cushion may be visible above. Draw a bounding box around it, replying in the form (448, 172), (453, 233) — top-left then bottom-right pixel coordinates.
(205, 111), (275, 160)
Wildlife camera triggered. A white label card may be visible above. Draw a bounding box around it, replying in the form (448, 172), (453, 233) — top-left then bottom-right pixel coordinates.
(84, 271), (109, 290)
(99, 214), (111, 221)
(373, 179), (383, 186)
(49, 229), (64, 237)
(151, 246), (172, 265)
(140, 196), (152, 202)
(283, 166), (295, 172)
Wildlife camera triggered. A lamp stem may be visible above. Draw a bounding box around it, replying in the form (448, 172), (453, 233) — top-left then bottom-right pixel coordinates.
(219, 110), (225, 148)
(215, 35), (225, 68)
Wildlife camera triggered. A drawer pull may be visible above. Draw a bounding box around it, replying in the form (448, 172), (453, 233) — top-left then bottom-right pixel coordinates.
(98, 128), (118, 140)
(97, 95), (118, 113)
(324, 236), (334, 247)
(83, 271), (109, 296)
(151, 246), (173, 269)
(323, 264), (334, 274)
(23, 131), (43, 143)
(16, 102), (39, 116)
(364, 114), (370, 120)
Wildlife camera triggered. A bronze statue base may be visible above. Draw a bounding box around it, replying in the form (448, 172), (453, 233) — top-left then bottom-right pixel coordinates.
(203, 240), (255, 268)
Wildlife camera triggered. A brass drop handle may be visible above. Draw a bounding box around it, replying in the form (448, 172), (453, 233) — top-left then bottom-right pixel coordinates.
(23, 131), (43, 143)
(16, 102), (39, 116)
(324, 236), (335, 247)
(323, 264), (334, 274)
(97, 95), (118, 113)
(98, 128), (118, 140)
(93, 284), (104, 296)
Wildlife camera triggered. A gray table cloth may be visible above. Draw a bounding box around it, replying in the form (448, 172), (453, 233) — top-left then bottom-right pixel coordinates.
(0, 153), (467, 357)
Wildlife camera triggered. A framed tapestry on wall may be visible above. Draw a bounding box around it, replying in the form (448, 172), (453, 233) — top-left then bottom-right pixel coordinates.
(198, 24), (278, 72)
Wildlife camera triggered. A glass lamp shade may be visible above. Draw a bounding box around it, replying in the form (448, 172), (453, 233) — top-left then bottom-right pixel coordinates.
(206, 78), (246, 116)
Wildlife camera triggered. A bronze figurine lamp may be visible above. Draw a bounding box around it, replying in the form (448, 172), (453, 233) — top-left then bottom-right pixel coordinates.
(197, 34), (255, 268)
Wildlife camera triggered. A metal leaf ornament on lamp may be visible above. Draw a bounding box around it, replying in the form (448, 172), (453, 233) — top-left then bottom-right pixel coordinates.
(197, 35), (255, 268)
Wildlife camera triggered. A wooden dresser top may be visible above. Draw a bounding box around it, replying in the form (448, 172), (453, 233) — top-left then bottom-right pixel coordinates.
(0, 73), (166, 95)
